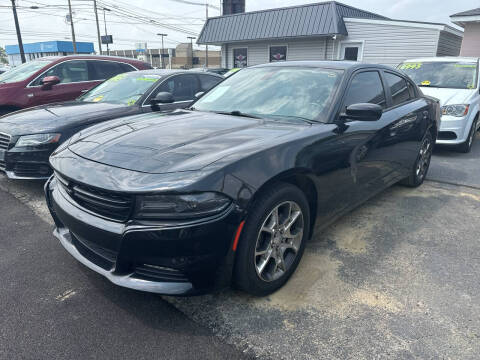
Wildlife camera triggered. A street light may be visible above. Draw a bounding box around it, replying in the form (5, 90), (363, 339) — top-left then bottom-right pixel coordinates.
(157, 33), (167, 69)
(187, 36), (196, 69)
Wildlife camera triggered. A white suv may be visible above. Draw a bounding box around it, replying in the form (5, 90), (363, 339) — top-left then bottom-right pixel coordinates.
(398, 57), (480, 153)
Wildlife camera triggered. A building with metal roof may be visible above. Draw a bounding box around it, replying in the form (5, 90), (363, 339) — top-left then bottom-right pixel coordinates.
(198, 1), (463, 68)
(451, 8), (480, 57)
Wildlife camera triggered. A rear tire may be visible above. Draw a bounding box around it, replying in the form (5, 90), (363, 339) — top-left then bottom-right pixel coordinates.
(400, 132), (433, 188)
(458, 118), (477, 153)
(234, 182), (310, 296)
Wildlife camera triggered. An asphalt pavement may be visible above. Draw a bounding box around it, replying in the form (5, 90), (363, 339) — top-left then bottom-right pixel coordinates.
(0, 133), (479, 359)
(0, 189), (249, 360)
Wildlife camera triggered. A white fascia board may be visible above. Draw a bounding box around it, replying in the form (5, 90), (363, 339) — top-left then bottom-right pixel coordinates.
(344, 17), (463, 37)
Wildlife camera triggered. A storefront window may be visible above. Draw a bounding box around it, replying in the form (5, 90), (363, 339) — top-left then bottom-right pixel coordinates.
(270, 46), (287, 62)
(233, 48), (248, 68)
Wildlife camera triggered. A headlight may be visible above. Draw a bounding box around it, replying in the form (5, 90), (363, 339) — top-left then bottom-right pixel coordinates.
(134, 192), (231, 220)
(441, 104), (469, 117)
(16, 133), (61, 148)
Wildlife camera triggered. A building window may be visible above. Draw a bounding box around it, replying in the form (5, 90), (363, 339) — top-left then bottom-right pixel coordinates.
(340, 42), (363, 61)
(270, 46), (287, 62)
(233, 48), (247, 68)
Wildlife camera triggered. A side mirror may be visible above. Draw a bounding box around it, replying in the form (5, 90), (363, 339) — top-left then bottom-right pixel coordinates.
(195, 91), (205, 99)
(41, 76), (60, 90)
(151, 92), (174, 105)
(340, 103), (382, 122)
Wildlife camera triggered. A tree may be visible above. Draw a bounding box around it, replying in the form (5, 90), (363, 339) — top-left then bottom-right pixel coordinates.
(0, 47), (8, 64)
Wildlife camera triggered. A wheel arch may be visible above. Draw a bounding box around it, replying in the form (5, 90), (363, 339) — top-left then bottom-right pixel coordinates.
(245, 168), (318, 238)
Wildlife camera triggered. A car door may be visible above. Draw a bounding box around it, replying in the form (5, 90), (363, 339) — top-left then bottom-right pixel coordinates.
(26, 60), (96, 106)
(380, 71), (430, 176)
(147, 74), (200, 112)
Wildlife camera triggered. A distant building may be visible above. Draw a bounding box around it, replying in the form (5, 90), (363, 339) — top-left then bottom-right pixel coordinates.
(5, 41), (94, 66)
(451, 8), (480, 57)
(107, 43), (221, 69)
(223, 0), (245, 15)
(199, 1), (463, 69)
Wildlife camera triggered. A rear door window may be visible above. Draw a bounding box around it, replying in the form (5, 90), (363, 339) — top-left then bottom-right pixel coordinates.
(32, 60), (89, 85)
(89, 61), (134, 81)
(384, 72), (412, 106)
(343, 71), (387, 109)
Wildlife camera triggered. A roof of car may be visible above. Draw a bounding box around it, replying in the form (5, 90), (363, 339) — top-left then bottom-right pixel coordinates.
(36, 54), (148, 63)
(402, 57), (479, 63)
(251, 61), (394, 71)
(132, 69), (223, 77)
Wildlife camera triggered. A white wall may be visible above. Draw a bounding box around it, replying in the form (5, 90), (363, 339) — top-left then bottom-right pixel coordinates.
(343, 20), (441, 67)
(225, 37), (334, 68)
(459, 22), (480, 57)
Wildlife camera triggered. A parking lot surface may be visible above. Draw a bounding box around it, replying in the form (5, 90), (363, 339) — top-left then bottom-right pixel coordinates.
(0, 134), (479, 359)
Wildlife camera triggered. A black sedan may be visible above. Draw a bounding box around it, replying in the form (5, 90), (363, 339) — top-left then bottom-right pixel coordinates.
(0, 70), (222, 179)
(45, 61), (439, 296)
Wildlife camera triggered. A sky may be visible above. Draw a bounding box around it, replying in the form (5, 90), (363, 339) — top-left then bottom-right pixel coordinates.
(0, 0), (478, 53)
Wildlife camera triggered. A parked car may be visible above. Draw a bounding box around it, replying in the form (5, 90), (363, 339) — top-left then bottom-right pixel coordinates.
(189, 68), (230, 76)
(0, 70), (222, 179)
(398, 57), (480, 153)
(0, 55), (152, 116)
(45, 61), (439, 296)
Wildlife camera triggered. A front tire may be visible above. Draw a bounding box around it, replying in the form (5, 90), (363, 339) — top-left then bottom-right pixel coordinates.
(234, 182), (310, 296)
(400, 132), (433, 188)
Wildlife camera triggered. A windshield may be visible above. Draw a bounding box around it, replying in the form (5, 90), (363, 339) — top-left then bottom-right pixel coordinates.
(193, 67), (343, 122)
(398, 61), (478, 89)
(0, 60), (51, 84)
(79, 72), (161, 105)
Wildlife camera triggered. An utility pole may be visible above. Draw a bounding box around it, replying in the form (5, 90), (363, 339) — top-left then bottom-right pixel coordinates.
(93, 0), (102, 55)
(67, 0), (77, 54)
(205, 2), (208, 68)
(103, 8), (110, 55)
(10, 0), (26, 63)
(187, 36), (196, 69)
(157, 33), (167, 69)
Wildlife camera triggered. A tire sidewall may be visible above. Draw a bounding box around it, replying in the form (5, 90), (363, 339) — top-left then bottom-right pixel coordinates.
(234, 183), (310, 296)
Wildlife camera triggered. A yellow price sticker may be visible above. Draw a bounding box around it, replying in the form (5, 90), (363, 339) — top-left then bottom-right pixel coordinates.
(420, 80), (431, 86)
(127, 98), (137, 106)
(92, 95), (104, 102)
(400, 62), (422, 70)
(110, 74), (127, 82)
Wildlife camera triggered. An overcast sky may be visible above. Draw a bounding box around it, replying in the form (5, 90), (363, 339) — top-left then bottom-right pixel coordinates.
(0, 0), (478, 52)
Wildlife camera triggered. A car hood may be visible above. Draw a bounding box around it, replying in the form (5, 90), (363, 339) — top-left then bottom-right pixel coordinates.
(419, 87), (476, 106)
(0, 102), (132, 135)
(67, 111), (307, 174)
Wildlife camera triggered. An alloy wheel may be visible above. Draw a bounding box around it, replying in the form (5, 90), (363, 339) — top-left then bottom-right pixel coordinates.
(416, 136), (432, 181)
(254, 201), (304, 282)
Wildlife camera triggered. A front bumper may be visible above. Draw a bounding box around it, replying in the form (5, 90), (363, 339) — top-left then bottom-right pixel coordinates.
(45, 176), (240, 295)
(436, 114), (472, 145)
(0, 147), (52, 180)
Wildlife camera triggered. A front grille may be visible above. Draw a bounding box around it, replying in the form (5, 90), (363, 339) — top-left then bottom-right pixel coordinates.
(134, 264), (189, 283)
(14, 163), (52, 178)
(438, 131), (457, 140)
(56, 173), (133, 222)
(0, 132), (11, 150)
(71, 232), (116, 270)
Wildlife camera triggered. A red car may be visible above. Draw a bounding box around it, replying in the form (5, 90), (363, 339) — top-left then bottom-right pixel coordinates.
(0, 55), (151, 116)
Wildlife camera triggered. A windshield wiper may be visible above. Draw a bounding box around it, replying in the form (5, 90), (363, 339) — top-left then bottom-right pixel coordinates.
(214, 110), (261, 119)
(264, 114), (317, 124)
